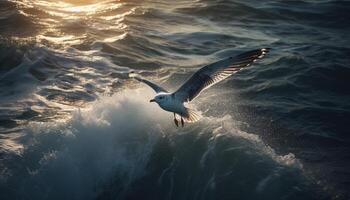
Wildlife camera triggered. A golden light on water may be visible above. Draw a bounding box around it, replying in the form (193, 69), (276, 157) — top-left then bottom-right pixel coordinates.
(12, 0), (132, 46)
(28, 0), (123, 18)
(6, 0), (133, 122)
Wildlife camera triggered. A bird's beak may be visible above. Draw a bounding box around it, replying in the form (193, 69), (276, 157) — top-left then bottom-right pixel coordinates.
(150, 99), (155, 102)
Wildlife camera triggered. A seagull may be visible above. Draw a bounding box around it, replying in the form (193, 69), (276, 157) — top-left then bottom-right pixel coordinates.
(134, 48), (270, 127)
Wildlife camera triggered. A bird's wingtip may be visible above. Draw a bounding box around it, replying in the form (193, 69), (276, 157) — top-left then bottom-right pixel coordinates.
(258, 48), (271, 59)
(128, 71), (139, 78)
(261, 48), (271, 52)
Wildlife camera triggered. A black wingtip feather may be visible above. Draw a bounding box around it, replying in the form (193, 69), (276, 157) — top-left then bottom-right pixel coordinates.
(235, 48), (270, 60)
(257, 48), (270, 59)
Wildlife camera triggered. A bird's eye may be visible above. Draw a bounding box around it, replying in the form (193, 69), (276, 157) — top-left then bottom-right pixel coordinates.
(159, 97), (163, 99)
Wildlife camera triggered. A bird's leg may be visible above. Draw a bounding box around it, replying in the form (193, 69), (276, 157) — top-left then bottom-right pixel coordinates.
(173, 113), (179, 127)
(181, 117), (184, 127)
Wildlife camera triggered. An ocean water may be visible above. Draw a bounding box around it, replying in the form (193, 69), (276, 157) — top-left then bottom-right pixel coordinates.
(0, 0), (349, 199)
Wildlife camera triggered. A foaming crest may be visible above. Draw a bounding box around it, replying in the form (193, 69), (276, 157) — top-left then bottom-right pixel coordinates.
(1, 87), (307, 199)
(200, 115), (302, 168)
(3, 88), (170, 199)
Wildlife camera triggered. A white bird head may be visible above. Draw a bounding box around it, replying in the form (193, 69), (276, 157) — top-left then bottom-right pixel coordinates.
(149, 93), (170, 105)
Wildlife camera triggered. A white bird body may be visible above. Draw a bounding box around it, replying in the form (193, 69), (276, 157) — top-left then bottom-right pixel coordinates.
(152, 93), (185, 114)
(135, 48), (270, 127)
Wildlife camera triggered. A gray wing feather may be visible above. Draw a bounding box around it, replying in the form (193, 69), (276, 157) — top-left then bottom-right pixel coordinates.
(135, 76), (168, 93)
(174, 48), (269, 102)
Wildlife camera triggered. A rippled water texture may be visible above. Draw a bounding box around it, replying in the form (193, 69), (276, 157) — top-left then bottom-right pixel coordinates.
(0, 0), (349, 199)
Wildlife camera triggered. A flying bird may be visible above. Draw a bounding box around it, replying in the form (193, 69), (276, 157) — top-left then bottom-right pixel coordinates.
(134, 48), (270, 127)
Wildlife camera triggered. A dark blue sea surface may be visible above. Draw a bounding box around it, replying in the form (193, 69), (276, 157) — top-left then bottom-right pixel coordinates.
(0, 0), (349, 199)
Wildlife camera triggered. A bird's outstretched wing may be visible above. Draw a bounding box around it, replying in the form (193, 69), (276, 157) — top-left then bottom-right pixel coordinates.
(134, 76), (168, 93)
(174, 48), (269, 102)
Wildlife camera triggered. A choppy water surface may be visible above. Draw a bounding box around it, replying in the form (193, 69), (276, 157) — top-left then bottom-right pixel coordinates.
(0, 0), (349, 199)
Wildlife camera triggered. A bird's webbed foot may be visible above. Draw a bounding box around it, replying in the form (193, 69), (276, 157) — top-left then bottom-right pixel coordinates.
(174, 118), (179, 127)
(173, 113), (179, 127)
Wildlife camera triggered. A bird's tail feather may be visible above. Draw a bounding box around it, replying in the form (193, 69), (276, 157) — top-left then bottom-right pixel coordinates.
(182, 108), (201, 123)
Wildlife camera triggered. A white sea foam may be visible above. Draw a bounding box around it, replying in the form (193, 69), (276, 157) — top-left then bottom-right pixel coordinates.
(2, 87), (303, 199)
(206, 115), (302, 168)
(7, 88), (170, 199)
